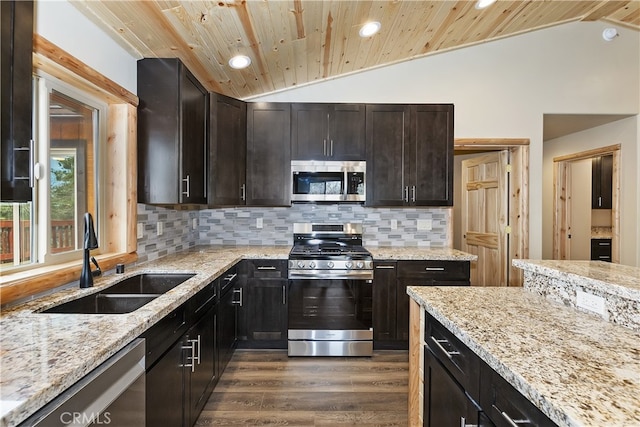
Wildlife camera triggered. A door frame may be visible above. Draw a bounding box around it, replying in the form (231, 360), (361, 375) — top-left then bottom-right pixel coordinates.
(552, 144), (620, 262)
(455, 138), (529, 287)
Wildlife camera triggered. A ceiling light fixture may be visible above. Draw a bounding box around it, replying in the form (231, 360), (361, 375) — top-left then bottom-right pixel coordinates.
(602, 28), (619, 41)
(475, 0), (497, 9)
(228, 55), (251, 69)
(359, 21), (381, 38)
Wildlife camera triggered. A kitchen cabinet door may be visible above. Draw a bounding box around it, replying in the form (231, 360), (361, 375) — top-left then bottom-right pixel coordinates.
(145, 336), (186, 427)
(592, 155), (613, 209)
(137, 58), (208, 205)
(410, 104), (454, 206)
(1, 0), (33, 202)
(218, 272), (239, 376)
(246, 103), (291, 206)
(292, 103), (366, 160)
(185, 304), (217, 427)
(209, 92), (247, 206)
(372, 261), (398, 348)
(237, 260), (288, 348)
(365, 104), (411, 206)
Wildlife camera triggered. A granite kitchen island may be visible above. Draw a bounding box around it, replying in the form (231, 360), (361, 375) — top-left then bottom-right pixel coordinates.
(407, 260), (640, 427)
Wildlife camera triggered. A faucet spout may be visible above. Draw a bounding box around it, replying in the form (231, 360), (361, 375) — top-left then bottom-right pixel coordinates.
(80, 213), (99, 288)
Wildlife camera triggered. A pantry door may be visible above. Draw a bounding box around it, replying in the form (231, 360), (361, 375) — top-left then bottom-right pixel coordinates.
(461, 151), (509, 287)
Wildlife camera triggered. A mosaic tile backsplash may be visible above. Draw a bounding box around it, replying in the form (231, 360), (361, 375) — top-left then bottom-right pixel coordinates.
(137, 203), (452, 262)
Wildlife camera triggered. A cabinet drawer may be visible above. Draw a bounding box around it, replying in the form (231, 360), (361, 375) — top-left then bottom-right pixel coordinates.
(425, 313), (480, 400)
(590, 239), (612, 262)
(480, 362), (557, 427)
(188, 280), (218, 322)
(141, 304), (188, 369)
(245, 259), (288, 279)
(397, 260), (470, 281)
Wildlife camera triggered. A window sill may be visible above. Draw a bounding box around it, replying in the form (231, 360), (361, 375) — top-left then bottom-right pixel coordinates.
(0, 252), (138, 306)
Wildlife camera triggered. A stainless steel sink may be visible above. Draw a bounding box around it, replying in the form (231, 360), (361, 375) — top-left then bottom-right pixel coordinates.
(40, 273), (195, 314)
(99, 273), (195, 295)
(41, 293), (159, 314)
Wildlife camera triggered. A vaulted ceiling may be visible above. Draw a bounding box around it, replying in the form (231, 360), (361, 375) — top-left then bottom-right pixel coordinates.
(71, 0), (639, 100)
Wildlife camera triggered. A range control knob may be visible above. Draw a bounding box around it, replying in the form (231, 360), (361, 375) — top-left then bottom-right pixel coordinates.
(327, 261), (335, 268)
(297, 261), (304, 268)
(309, 261), (316, 269)
(345, 261), (353, 269)
(356, 261), (364, 269)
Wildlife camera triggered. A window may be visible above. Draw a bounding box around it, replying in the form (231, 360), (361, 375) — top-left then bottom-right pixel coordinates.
(0, 73), (105, 273)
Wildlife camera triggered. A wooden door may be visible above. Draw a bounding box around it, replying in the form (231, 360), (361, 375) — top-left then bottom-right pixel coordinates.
(461, 151), (509, 286)
(569, 159), (592, 260)
(291, 103), (328, 160)
(329, 104), (366, 160)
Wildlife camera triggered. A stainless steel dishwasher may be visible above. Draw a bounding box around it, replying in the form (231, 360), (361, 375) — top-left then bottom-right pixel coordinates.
(20, 338), (145, 427)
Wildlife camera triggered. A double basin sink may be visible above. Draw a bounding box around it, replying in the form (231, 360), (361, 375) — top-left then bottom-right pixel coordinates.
(41, 273), (195, 314)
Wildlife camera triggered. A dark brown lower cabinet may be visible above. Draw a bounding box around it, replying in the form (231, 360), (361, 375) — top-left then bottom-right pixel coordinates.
(590, 238), (612, 262)
(145, 336), (186, 427)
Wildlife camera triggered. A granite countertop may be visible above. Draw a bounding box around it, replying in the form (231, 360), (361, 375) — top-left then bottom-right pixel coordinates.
(513, 259), (640, 300)
(407, 286), (640, 427)
(0, 244), (473, 427)
(368, 246), (477, 261)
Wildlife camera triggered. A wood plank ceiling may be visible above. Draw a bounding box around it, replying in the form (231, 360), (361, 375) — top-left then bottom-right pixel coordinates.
(71, 0), (639, 100)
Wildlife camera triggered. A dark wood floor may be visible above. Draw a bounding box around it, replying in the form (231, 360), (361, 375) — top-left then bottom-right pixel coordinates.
(196, 349), (409, 426)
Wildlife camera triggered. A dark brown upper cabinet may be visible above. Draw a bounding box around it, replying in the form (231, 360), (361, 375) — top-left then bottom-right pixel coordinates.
(365, 104), (454, 207)
(246, 103), (291, 206)
(291, 103), (366, 161)
(209, 92), (247, 206)
(592, 154), (612, 209)
(137, 58), (208, 205)
(1, 0), (33, 202)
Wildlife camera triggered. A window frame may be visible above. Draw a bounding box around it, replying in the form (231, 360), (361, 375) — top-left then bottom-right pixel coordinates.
(0, 36), (138, 306)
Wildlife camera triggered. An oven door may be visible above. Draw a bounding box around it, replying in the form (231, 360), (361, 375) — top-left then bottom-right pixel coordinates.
(288, 278), (373, 356)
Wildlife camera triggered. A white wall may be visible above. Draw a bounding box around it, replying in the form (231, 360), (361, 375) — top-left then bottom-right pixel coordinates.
(542, 117), (638, 265)
(254, 22), (640, 263)
(35, 0), (138, 93)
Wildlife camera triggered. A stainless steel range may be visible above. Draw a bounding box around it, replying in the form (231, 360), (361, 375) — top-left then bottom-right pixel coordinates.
(287, 223), (373, 356)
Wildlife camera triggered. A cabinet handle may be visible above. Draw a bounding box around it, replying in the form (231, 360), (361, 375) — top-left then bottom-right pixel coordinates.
(330, 140), (333, 156)
(181, 340), (196, 372)
(375, 265), (396, 269)
(494, 407), (530, 427)
(195, 335), (201, 365)
(598, 242), (611, 246)
(232, 288), (243, 306)
(224, 273), (238, 282)
(431, 337), (461, 359)
(241, 184), (246, 201)
(257, 266), (277, 270)
(404, 186), (409, 203)
(598, 196), (602, 207)
(426, 267), (445, 271)
(460, 417), (478, 427)
(182, 174), (190, 198)
(411, 185), (416, 203)
(323, 139), (327, 156)
(282, 284), (286, 305)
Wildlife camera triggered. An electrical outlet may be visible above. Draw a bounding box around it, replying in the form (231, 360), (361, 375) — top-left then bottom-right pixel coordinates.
(137, 223), (144, 239)
(417, 219), (432, 231)
(192, 218), (198, 230)
(256, 217), (263, 229)
(390, 219), (397, 230)
(157, 221), (164, 236)
(576, 291), (605, 316)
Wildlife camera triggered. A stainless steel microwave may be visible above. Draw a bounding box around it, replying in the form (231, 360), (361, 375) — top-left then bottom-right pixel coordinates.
(291, 160), (366, 202)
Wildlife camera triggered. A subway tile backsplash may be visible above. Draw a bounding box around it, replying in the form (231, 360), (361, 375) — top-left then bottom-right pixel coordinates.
(137, 203), (451, 261)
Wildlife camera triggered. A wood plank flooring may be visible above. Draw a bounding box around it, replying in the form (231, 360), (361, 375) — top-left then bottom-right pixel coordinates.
(195, 349), (409, 426)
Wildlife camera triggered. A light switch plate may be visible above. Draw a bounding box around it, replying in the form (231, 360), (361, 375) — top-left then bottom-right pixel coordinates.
(157, 221), (164, 236)
(256, 217), (263, 229)
(137, 223), (144, 239)
(576, 291), (605, 316)
(192, 218), (198, 230)
(390, 219), (397, 230)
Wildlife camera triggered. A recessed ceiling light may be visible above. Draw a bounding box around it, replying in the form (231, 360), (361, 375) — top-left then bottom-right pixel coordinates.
(228, 55), (251, 69)
(359, 21), (381, 38)
(475, 0), (497, 9)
